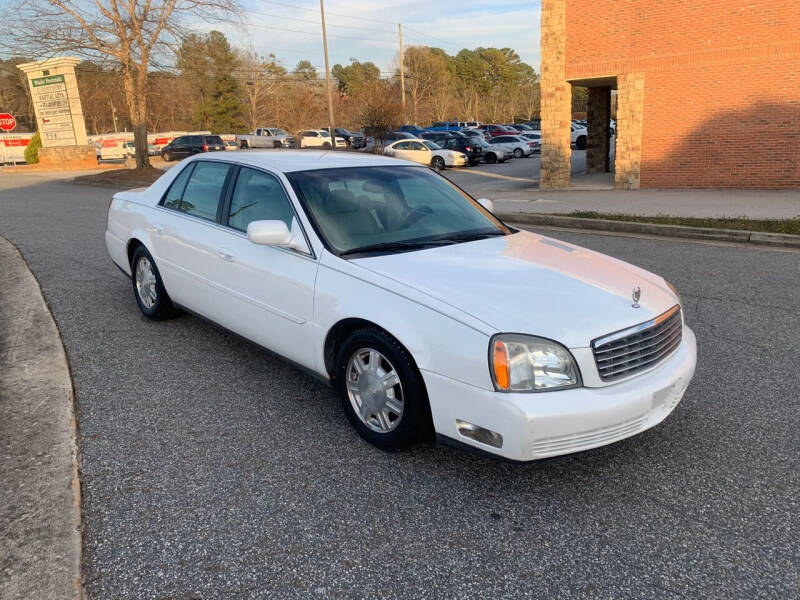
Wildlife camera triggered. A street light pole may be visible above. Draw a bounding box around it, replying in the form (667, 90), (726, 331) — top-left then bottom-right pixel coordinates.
(320, 0), (336, 150)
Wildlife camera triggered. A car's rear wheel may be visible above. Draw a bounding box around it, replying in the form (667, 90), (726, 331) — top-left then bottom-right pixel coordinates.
(431, 155), (446, 170)
(576, 135), (587, 150)
(334, 328), (430, 450)
(240, 141), (249, 149)
(130, 246), (177, 320)
(513, 148), (524, 158)
(322, 142), (331, 149)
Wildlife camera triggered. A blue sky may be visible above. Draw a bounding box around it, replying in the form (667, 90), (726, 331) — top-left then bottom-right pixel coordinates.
(214, 0), (542, 74)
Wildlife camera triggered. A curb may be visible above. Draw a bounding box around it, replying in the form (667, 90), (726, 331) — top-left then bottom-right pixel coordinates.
(0, 236), (83, 600)
(498, 212), (800, 248)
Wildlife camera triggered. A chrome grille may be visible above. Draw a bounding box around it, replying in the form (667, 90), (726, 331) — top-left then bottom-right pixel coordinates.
(592, 306), (682, 381)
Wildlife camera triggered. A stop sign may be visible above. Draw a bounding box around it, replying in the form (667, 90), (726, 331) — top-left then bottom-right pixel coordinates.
(0, 113), (16, 132)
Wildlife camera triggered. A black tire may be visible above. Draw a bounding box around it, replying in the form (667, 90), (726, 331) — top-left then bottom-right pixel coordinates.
(273, 141), (282, 148)
(161, 151), (171, 162)
(513, 147), (524, 158)
(240, 141), (249, 149)
(576, 135), (587, 150)
(322, 141), (331, 149)
(334, 328), (431, 451)
(130, 246), (177, 321)
(485, 152), (497, 164)
(431, 155), (446, 170)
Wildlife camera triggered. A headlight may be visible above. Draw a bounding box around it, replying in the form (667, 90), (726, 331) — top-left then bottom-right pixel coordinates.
(665, 279), (682, 306)
(490, 334), (580, 392)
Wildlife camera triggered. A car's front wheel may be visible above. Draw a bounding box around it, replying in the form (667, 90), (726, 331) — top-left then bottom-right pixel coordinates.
(161, 151), (171, 162)
(431, 155), (446, 170)
(513, 148), (524, 158)
(130, 246), (177, 320)
(335, 328), (430, 450)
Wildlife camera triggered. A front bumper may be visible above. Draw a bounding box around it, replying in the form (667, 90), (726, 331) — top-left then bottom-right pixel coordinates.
(423, 326), (697, 462)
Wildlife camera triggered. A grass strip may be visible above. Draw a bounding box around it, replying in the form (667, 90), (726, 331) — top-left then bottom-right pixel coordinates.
(568, 211), (800, 236)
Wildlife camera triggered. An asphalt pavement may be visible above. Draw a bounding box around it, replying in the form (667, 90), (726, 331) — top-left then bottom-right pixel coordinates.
(0, 171), (798, 599)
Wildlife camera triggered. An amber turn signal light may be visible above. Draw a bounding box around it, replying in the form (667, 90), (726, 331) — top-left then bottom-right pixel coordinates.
(493, 340), (510, 390)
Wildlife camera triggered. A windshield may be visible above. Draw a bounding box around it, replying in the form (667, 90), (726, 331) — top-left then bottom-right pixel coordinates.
(320, 130), (331, 137)
(286, 166), (510, 255)
(421, 140), (441, 150)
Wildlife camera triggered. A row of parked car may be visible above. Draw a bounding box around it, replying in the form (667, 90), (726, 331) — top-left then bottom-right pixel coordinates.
(158, 120), (593, 169)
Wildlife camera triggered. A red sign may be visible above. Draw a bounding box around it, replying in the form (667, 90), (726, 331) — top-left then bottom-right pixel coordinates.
(0, 113), (16, 132)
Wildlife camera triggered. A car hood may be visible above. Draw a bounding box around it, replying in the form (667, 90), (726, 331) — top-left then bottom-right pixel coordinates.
(352, 230), (678, 348)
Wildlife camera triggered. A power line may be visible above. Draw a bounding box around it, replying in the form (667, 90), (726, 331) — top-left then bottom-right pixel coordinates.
(254, 0), (396, 25)
(246, 10), (395, 35)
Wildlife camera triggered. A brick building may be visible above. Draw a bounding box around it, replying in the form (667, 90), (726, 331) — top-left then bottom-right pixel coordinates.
(540, 0), (800, 189)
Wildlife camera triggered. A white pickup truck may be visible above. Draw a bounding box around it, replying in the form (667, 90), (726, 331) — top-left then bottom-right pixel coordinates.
(236, 128), (295, 149)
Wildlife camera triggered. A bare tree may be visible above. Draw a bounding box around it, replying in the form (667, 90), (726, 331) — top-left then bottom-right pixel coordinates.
(3, 1), (238, 168)
(238, 49), (286, 133)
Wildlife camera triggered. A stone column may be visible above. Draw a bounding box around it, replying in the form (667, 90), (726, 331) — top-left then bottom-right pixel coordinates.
(615, 73), (645, 189)
(539, 0), (572, 189)
(586, 87), (611, 173)
(17, 57), (95, 169)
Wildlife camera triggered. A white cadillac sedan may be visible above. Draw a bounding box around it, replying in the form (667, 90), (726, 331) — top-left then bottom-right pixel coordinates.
(106, 151), (697, 461)
(383, 139), (468, 170)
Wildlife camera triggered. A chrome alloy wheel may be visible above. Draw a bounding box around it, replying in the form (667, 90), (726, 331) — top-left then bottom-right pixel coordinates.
(135, 256), (158, 309)
(346, 348), (404, 433)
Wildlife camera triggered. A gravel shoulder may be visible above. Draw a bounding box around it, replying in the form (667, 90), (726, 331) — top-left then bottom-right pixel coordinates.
(0, 236), (82, 600)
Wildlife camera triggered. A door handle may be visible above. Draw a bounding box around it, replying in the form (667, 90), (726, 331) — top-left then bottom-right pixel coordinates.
(217, 248), (235, 262)
(153, 224), (164, 235)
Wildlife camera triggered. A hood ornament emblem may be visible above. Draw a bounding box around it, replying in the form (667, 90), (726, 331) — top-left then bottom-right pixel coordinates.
(632, 286), (641, 308)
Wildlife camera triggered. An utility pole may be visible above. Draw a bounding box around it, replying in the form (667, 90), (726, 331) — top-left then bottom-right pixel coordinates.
(110, 100), (118, 133)
(320, 0), (336, 150)
(399, 23), (406, 121)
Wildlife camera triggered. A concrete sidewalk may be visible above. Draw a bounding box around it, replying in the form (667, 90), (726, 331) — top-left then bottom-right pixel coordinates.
(490, 188), (800, 219)
(0, 236), (82, 600)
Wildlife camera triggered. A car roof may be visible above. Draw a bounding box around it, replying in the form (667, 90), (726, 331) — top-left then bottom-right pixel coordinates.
(189, 149), (417, 172)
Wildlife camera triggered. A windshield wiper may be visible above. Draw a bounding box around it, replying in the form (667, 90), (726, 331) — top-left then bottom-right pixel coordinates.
(433, 230), (507, 243)
(339, 239), (454, 256)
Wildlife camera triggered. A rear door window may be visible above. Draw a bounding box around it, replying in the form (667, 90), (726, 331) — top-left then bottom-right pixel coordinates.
(163, 161), (230, 221)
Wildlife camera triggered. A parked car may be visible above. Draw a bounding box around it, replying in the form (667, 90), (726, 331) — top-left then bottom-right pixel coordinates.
(299, 129), (346, 149)
(478, 124), (520, 138)
(520, 132), (542, 152)
(510, 123), (537, 133)
(571, 125), (588, 150)
(105, 151), (696, 461)
(488, 135), (536, 158)
(425, 121), (462, 132)
(383, 131), (418, 143)
(421, 132), (484, 165)
(224, 141), (238, 151)
(160, 135), (226, 162)
(322, 127), (365, 149)
(475, 139), (508, 164)
(237, 128), (295, 149)
(383, 138), (468, 169)
(525, 119), (541, 130)
(398, 125), (426, 136)
(457, 121), (481, 128)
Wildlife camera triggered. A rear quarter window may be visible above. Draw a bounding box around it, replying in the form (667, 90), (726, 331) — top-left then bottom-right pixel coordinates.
(205, 136), (224, 145)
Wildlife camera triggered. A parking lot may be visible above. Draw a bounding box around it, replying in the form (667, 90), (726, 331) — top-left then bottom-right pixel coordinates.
(0, 172), (797, 599)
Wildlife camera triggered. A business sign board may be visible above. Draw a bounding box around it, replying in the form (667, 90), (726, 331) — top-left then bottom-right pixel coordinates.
(30, 74), (77, 146)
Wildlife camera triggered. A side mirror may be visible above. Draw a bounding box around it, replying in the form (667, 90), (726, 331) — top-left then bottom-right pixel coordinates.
(477, 198), (494, 212)
(247, 220), (306, 252)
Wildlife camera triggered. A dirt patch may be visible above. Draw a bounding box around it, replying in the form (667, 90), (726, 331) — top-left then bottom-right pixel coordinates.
(73, 166), (164, 188)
